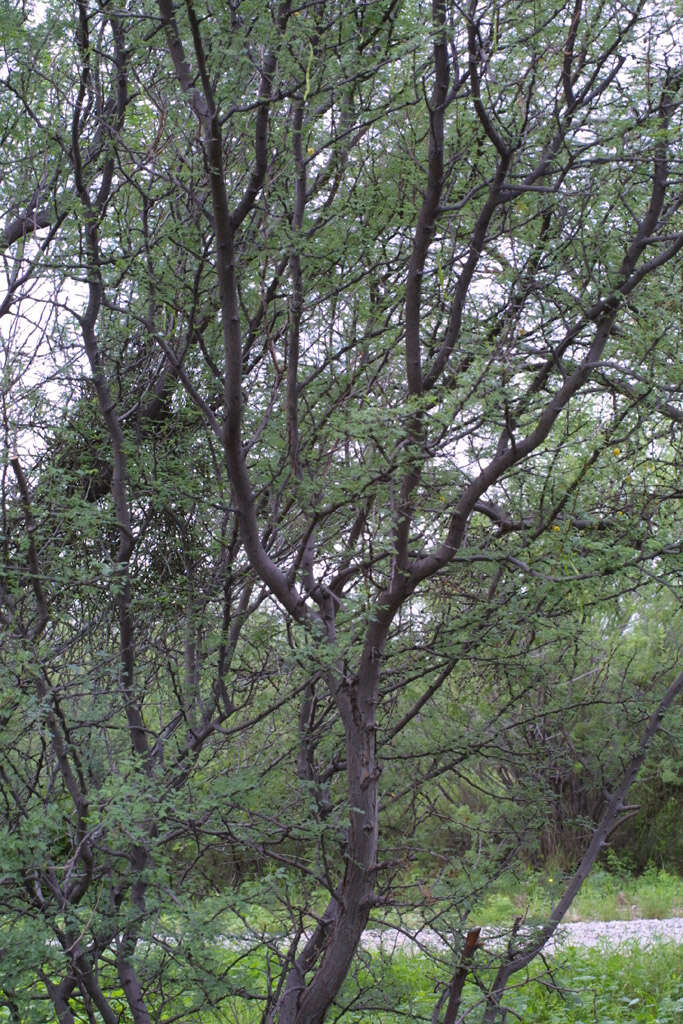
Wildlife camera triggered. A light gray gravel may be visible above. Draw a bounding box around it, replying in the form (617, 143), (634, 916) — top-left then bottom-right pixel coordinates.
(362, 917), (683, 955)
(539, 916), (683, 953)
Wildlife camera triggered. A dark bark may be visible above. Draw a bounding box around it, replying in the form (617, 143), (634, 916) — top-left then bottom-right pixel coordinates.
(436, 928), (481, 1024)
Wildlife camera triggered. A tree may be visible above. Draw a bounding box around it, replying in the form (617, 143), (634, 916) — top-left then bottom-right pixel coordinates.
(0, 1), (681, 1022)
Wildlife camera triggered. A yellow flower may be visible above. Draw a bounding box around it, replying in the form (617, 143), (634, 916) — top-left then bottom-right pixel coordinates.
(552, 525), (561, 532)
(307, 146), (315, 155)
(612, 447), (621, 455)
(548, 877), (553, 883)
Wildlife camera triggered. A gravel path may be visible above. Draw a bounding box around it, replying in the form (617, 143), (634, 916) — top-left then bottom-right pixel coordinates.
(539, 916), (683, 953)
(363, 917), (683, 955)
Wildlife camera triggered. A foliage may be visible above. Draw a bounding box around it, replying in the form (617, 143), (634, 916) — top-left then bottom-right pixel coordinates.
(0, 0), (681, 1021)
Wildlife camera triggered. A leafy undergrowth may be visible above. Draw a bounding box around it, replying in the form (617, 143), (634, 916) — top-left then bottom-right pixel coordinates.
(157, 941), (683, 1023)
(499, 943), (682, 1024)
(1, 940), (679, 1023)
(332, 943), (683, 1024)
(2, 866), (680, 1022)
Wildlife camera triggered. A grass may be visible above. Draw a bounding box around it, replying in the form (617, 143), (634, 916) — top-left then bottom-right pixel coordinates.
(162, 862), (681, 939)
(476, 864), (682, 925)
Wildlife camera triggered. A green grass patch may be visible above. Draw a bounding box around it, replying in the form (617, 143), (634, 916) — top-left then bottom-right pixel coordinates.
(476, 865), (682, 925)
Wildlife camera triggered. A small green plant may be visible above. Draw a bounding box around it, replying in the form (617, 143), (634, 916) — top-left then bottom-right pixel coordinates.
(636, 866), (682, 919)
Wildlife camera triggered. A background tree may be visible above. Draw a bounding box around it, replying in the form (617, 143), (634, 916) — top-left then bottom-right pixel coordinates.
(0, 1), (681, 1022)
